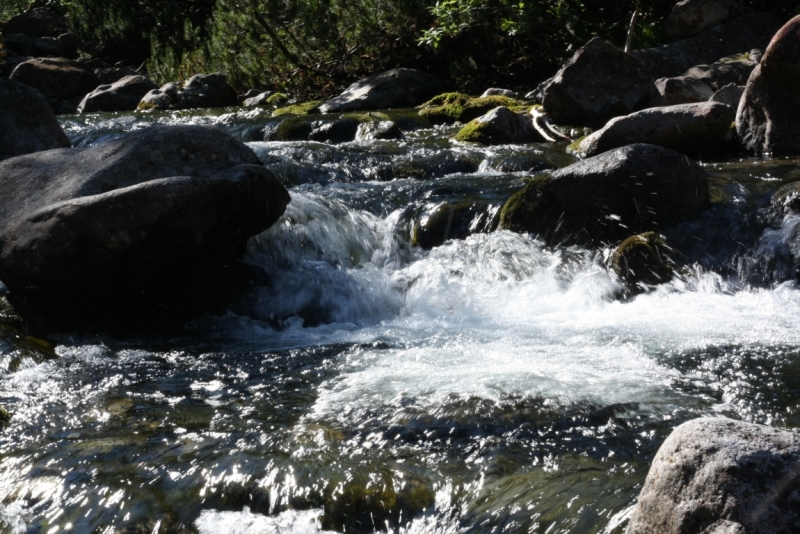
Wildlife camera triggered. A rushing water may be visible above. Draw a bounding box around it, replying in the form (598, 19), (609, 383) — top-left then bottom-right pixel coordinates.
(1, 108), (800, 533)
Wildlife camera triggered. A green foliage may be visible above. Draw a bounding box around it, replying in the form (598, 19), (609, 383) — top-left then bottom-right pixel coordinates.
(0, 0), (29, 22)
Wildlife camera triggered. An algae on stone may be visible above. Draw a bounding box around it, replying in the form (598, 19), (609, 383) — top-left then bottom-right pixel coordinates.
(419, 93), (525, 125)
(272, 100), (323, 116)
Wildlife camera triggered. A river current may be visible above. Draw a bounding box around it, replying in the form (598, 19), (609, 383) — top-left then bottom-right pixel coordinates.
(1, 108), (799, 533)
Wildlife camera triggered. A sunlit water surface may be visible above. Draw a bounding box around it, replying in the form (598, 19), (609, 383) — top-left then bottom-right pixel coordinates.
(0, 109), (799, 533)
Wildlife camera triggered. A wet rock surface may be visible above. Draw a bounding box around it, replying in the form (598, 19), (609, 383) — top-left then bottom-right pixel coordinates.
(542, 37), (658, 125)
(627, 417), (800, 534)
(572, 101), (735, 158)
(498, 143), (709, 245)
(710, 83), (745, 107)
(631, 14), (781, 80)
(319, 68), (443, 113)
(0, 78), (70, 160)
(609, 232), (675, 293)
(736, 15), (800, 155)
(9, 57), (98, 113)
(0, 126), (289, 333)
(454, 106), (542, 145)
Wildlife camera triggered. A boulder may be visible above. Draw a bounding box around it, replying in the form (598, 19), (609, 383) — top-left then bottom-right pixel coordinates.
(498, 144), (709, 245)
(243, 91), (273, 107)
(78, 75), (158, 113)
(418, 93), (525, 125)
(541, 37), (658, 125)
(319, 68), (443, 113)
(737, 15), (800, 154)
(682, 49), (761, 91)
(2, 33), (64, 57)
(627, 418), (800, 534)
(0, 78), (70, 160)
(631, 14), (782, 80)
(138, 72), (239, 110)
(9, 57), (98, 113)
(263, 117), (313, 142)
(308, 119), (359, 144)
(710, 83), (744, 107)
(238, 88), (261, 103)
(480, 88), (522, 99)
(662, 0), (745, 41)
(0, 126), (290, 333)
(570, 101), (735, 158)
(0, 56), (32, 78)
(453, 106), (542, 145)
(609, 232), (675, 292)
(356, 120), (403, 140)
(2, 7), (69, 38)
(655, 75), (714, 105)
(94, 65), (142, 85)
(413, 201), (497, 249)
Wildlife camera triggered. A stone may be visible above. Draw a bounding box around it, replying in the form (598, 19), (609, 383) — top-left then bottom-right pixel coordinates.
(541, 37), (658, 125)
(56, 32), (79, 58)
(0, 78), (70, 160)
(263, 117), (313, 141)
(710, 83), (744, 107)
(78, 75), (159, 113)
(243, 91), (273, 107)
(0, 126), (290, 333)
(94, 65), (142, 85)
(0, 56), (32, 78)
(418, 93), (525, 125)
(631, 14), (782, 80)
(413, 201), (497, 249)
(609, 232), (675, 292)
(737, 15), (800, 154)
(682, 49), (761, 91)
(498, 144), (709, 245)
(138, 72), (239, 110)
(2, 33), (64, 57)
(453, 106), (542, 145)
(9, 57), (98, 113)
(627, 417), (800, 534)
(662, 0), (745, 41)
(655, 75), (714, 105)
(238, 88), (261, 103)
(356, 120), (403, 140)
(2, 7), (68, 38)
(308, 119), (359, 144)
(571, 101), (735, 158)
(319, 68), (443, 113)
(480, 88), (521, 99)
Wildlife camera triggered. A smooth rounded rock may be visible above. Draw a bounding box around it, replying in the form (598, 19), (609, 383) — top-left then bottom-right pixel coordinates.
(78, 75), (158, 113)
(655, 75), (714, 105)
(627, 417), (800, 534)
(9, 57), (98, 112)
(0, 78), (70, 160)
(138, 72), (239, 110)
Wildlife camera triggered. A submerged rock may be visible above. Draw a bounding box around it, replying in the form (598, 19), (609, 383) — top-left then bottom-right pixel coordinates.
(453, 106), (542, 145)
(0, 78), (70, 160)
(498, 144), (709, 245)
(138, 73), (238, 110)
(662, 0), (744, 41)
(655, 75), (714, 105)
(413, 200), (498, 249)
(0, 126), (290, 333)
(631, 14), (781, 80)
(542, 37), (658, 125)
(319, 68), (443, 113)
(627, 417), (800, 534)
(571, 101), (734, 158)
(78, 75), (158, 113)
(737, 15), (800, 154)
(609, 232), (675, 292)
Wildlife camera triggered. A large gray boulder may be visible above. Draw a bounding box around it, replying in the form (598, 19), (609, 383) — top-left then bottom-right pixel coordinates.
(736, 15), (800, 154)
(498, 144), (709, 245)
(0, 125), (290, 332)
(453, 106), (543, 145)
(318, 68), (443, 113)
(682, 50), (762, 91)
(78, 75), (158, 113)
(627, 418), (800, 534)
(662, 0), (745, 41)
(571, 101), (735, 158)
(541, 37), (658, 125)
(9, 57), (98, 114)
(631, 14), (782, 80)
(0, 78), (70, 160)
(138, 73), (239, 110)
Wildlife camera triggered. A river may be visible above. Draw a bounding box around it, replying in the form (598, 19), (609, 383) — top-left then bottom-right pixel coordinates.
(0, 107), (799, 533)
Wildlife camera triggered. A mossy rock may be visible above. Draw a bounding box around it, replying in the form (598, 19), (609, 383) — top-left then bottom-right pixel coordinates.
(265, 92), (289, 105)
(265, 117), (313, 141)
(566, 135), (589, 157)
(453, 120), (506, 145)
(136, 100), (158, 111)
(272, 99), (323, 117)
(0, 406), (9, 429)
(419, 94), (525, 125)
(609, 232), (675, 292)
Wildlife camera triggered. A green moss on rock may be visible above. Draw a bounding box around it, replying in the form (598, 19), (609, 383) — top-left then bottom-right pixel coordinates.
(272, 100), (324, 117)
(274, 117), (313, 141)
(453, 120), (505, 144)
(609, 232), (675, 291)
(419, 94), (525, 125)
(0, 406), (9, 429)
(265, 92), (289, 105)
